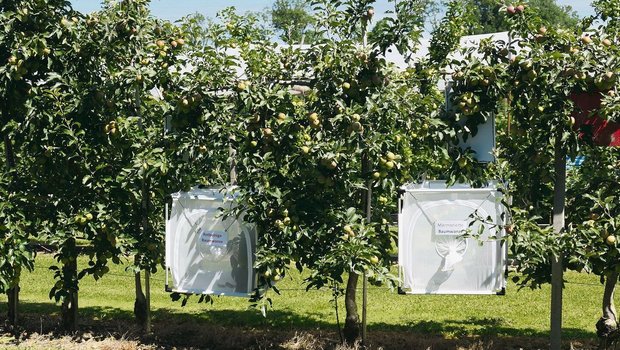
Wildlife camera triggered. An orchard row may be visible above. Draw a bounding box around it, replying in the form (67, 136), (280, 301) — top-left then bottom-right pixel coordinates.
(1, 0), (620, 344)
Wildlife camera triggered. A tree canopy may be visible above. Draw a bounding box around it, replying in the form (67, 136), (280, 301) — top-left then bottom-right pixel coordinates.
(270, 0), (320, 44)
(465, 0), (579, 34)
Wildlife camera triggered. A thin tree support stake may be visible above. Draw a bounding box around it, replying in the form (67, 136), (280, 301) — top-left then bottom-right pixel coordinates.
(72, 286), (79, 331)
(4, 134), (20, 326)
(550, 136), (566, 350)
(362, 275), (368, 346)
(229, 137), (237, 185)
(362, 177), (372, 347)
(145, 271), (151, 334)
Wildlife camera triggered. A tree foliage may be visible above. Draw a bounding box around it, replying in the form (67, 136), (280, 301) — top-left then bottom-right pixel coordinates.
(271, 0), (320, 44)
(446, 0), (620, 341)
(5, 0), (620, 345)
(465, 0), (579, 35)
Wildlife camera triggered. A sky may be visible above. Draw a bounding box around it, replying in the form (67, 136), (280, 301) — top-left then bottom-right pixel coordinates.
(70, 0), (595, 25)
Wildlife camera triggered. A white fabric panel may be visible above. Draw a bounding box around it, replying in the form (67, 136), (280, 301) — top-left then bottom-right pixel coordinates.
(398, 181), (506, 295)
(166, 188), (257, 297)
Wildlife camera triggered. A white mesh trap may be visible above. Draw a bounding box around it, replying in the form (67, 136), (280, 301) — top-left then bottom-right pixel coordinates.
(398, 181), (507, 295)
(165, 187), (257, 297)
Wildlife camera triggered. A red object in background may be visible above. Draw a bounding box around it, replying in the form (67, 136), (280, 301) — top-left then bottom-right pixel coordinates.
(570, 92), (620, 147)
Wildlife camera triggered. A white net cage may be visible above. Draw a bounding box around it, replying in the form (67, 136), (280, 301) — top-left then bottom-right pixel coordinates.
(165, 187), (257, 297)
(398, 181), (507, 295)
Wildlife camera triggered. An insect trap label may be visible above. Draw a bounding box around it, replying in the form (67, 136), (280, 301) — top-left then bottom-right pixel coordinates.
(199, 230), (228, 247)
(434, 221), (468, 236)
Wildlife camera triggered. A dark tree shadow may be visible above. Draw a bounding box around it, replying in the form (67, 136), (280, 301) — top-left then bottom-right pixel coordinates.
(0, 302), (598, 350)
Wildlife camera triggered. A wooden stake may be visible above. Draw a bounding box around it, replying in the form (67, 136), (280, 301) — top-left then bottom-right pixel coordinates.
(361, 166), (372, 346)
(4, 133), (19, 326)
(550, 137), (566, 350)
(145, 270), (151, 334)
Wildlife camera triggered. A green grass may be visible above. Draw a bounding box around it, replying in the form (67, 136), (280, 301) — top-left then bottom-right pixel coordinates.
(0, 254), (610, 340)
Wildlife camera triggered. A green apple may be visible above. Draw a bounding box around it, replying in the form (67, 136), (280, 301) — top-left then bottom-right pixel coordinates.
(607, 235), (616, 245)
(275, 219), (285, 230)
(351, 121), (363, 132)
(237, 81), (247, 91)
(458, 158), (468, 168)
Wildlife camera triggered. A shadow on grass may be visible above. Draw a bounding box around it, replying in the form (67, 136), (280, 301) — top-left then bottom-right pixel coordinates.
(0, 301), (345, 349)
(0, 301), (337, 333)
(381, 318), (595, 339)
(0, 301), (597, 350)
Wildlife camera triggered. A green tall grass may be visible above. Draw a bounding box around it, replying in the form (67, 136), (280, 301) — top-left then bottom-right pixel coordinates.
(0, 254), (610, 340)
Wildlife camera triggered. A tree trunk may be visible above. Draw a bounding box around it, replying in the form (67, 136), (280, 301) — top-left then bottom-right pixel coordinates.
(597, 272), (619, 348)
(342, 136), (371, 345)
(60, 238), (78, 331)
(7, 286), (19, 326)
(343, 272), (360, 344)
(3, 134), (15, 168)
(134, 265), (148, 330)
(133, 176), (152, 333)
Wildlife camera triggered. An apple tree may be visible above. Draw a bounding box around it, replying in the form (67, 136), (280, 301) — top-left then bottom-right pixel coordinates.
(447, 0), (620, 346)
(210, 0), (449, 344)
(563, 0), (620, 342)
(53, 0), (238, 331)
(567, 147), (620, 344)
(1, 0), (218, 331)
(0, 0), (79, 326)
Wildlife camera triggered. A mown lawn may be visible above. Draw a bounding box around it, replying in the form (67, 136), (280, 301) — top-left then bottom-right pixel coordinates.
(0, 253), (610, 341)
